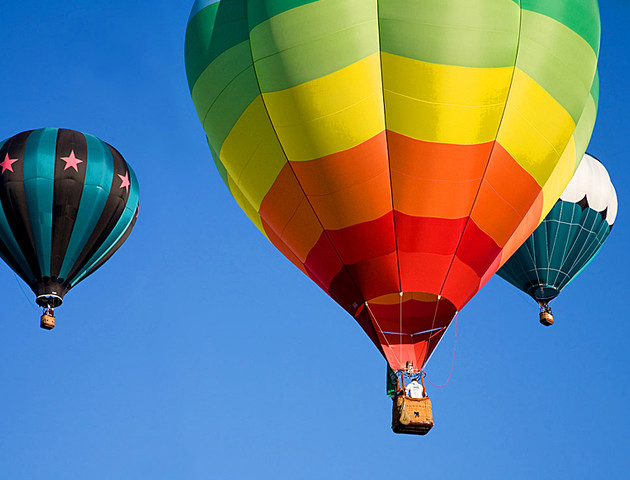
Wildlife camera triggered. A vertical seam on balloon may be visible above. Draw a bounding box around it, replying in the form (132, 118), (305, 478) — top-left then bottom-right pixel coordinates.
(423, 2), (525, 368)
(375, 0), (404, 364)
(560, 209), (601, 289)
(244, 0), (368, 308)
(547, 203), (561, 285)
(554, 203), (579, 288)
(548, 203), (566, 290)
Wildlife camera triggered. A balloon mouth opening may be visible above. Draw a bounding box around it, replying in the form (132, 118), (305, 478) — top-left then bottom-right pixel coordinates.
(36, 279), (68, 307)
(37, 294), (63, 308)
(527, 285), (559, 303)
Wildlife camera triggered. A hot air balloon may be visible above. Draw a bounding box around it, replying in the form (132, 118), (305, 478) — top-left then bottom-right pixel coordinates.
(0, 128), (139, 329)
(185, 0), (600, 433)
(497, 153), (616, 326)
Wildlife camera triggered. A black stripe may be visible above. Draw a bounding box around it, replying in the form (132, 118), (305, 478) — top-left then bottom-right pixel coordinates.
(50, 129), (88, 281)
(0, 130), (41, 290)
(82, 204), (138, 281)
(65, 144), (131, 284)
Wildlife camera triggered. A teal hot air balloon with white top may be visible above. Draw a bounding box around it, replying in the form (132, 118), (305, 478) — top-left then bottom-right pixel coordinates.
(497, 153), (617, 326)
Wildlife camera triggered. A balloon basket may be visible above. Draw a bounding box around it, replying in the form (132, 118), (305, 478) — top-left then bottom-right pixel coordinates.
(391, 395), (433, 435)
(539, 311), (554, 326)
(40, 313), (55, 330)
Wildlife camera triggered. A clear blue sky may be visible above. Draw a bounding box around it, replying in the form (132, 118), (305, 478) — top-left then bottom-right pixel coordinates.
(0, 2), (628, 479)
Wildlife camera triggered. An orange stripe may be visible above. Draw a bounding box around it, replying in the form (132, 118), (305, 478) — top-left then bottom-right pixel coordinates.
(388, 132), (491, 219)
(289, 132), (388, 196)
(470, 143), (542, 247)
(258, 163), (322, 262)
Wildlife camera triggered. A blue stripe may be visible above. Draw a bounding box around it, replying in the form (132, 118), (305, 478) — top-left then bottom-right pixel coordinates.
(189, 0), (220, 22)
(70, 165), (139, 287)
(23, 128), (57, 277)
(58, 134), (114, 281)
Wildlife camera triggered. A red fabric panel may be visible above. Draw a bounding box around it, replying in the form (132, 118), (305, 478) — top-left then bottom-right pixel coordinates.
(455, 219), (501, 278)
(325, 213), (396, 265)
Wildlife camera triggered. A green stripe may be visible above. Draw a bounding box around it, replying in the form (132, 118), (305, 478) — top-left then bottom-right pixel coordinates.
(185, 2), (221, 91)
(202, 64), (260, 152)
(58, 134), (114, 281)
(189, 0), (220, 22)
(0, 139), (36, 283)
(250, 0), (378, 92)
(519, 0), (600, 54)
(23, 128), (57, 277)
(191, 40), (253, 124)
(185, 0), (249, 91)
(70, 166), (139, 288)
(517, 10), (598, 124)
(379, 0), (521, 68)
(591, 69), (599, 107)
(247, 0), (318, 29)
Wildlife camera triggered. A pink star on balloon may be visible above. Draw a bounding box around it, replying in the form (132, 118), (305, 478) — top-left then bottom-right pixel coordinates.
(0, 153), (18, 174)
(61, 150), (83, 172)
(118, 171), (130, 193)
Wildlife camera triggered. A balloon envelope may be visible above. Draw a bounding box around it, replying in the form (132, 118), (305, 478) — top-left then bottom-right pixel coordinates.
(185, 0), (600, 370)
(0, 128), (139, 307)
(498, 153), (616, 303)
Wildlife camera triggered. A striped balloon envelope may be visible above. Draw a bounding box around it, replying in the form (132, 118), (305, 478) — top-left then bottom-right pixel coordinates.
(185, 0), (600, 371)
(498, 153), (617, 316)
(0, 128), (139, 312)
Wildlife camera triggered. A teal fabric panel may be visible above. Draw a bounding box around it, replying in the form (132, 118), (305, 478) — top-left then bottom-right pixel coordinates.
(23, 128), (57, 277)
(498, 199), (611, 302)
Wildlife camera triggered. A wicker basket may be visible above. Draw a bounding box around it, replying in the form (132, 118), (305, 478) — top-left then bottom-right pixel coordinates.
(40, 314), (55, 330)
(539, 311), (554, 326)
(392, 395), (433, 435)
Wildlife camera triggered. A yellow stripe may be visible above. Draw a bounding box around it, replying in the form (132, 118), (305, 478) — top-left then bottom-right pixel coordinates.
(262, 53), (385, 161)
(226, 173), (267, 237)
(383, 53), (513, 144)
(497, 69), (576, 187)
(539, 136), (577, 221)
(220, 96), (287, 211)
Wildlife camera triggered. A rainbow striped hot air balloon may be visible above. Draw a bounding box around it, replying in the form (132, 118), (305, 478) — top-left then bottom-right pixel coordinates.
(185, 0), (600, 373)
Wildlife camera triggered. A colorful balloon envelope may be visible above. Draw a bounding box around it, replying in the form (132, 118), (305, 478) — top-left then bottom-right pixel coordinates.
(497, 153), (616, 322)
(0, 128), (139, 327)
(185, 0), (599, 371)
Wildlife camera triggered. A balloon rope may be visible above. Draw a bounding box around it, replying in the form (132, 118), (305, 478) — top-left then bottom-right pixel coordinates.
(399, 292), (403, 368)
(14, 273), (37, 310)
(424, 312), (458, 388)
(420, 295), (442, 369)
(365, 301), (403, 370)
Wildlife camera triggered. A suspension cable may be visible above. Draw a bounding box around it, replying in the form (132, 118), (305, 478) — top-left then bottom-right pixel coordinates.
(424, 311), (458, 388)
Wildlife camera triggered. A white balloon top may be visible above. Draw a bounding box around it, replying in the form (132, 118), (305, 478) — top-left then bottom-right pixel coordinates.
(560, 153), (618, 226)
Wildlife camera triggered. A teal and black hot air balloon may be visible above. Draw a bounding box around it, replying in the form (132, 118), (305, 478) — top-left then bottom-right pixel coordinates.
(0, 128), (139, 329)
(497, 153), (617, 326)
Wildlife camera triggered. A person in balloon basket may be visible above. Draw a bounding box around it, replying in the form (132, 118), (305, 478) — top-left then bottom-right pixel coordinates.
(405, 378), (424, 399)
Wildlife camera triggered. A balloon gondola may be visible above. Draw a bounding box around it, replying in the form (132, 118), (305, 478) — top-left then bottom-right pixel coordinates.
(0, 128), (139, 329)
(185, 0), (600, 433)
